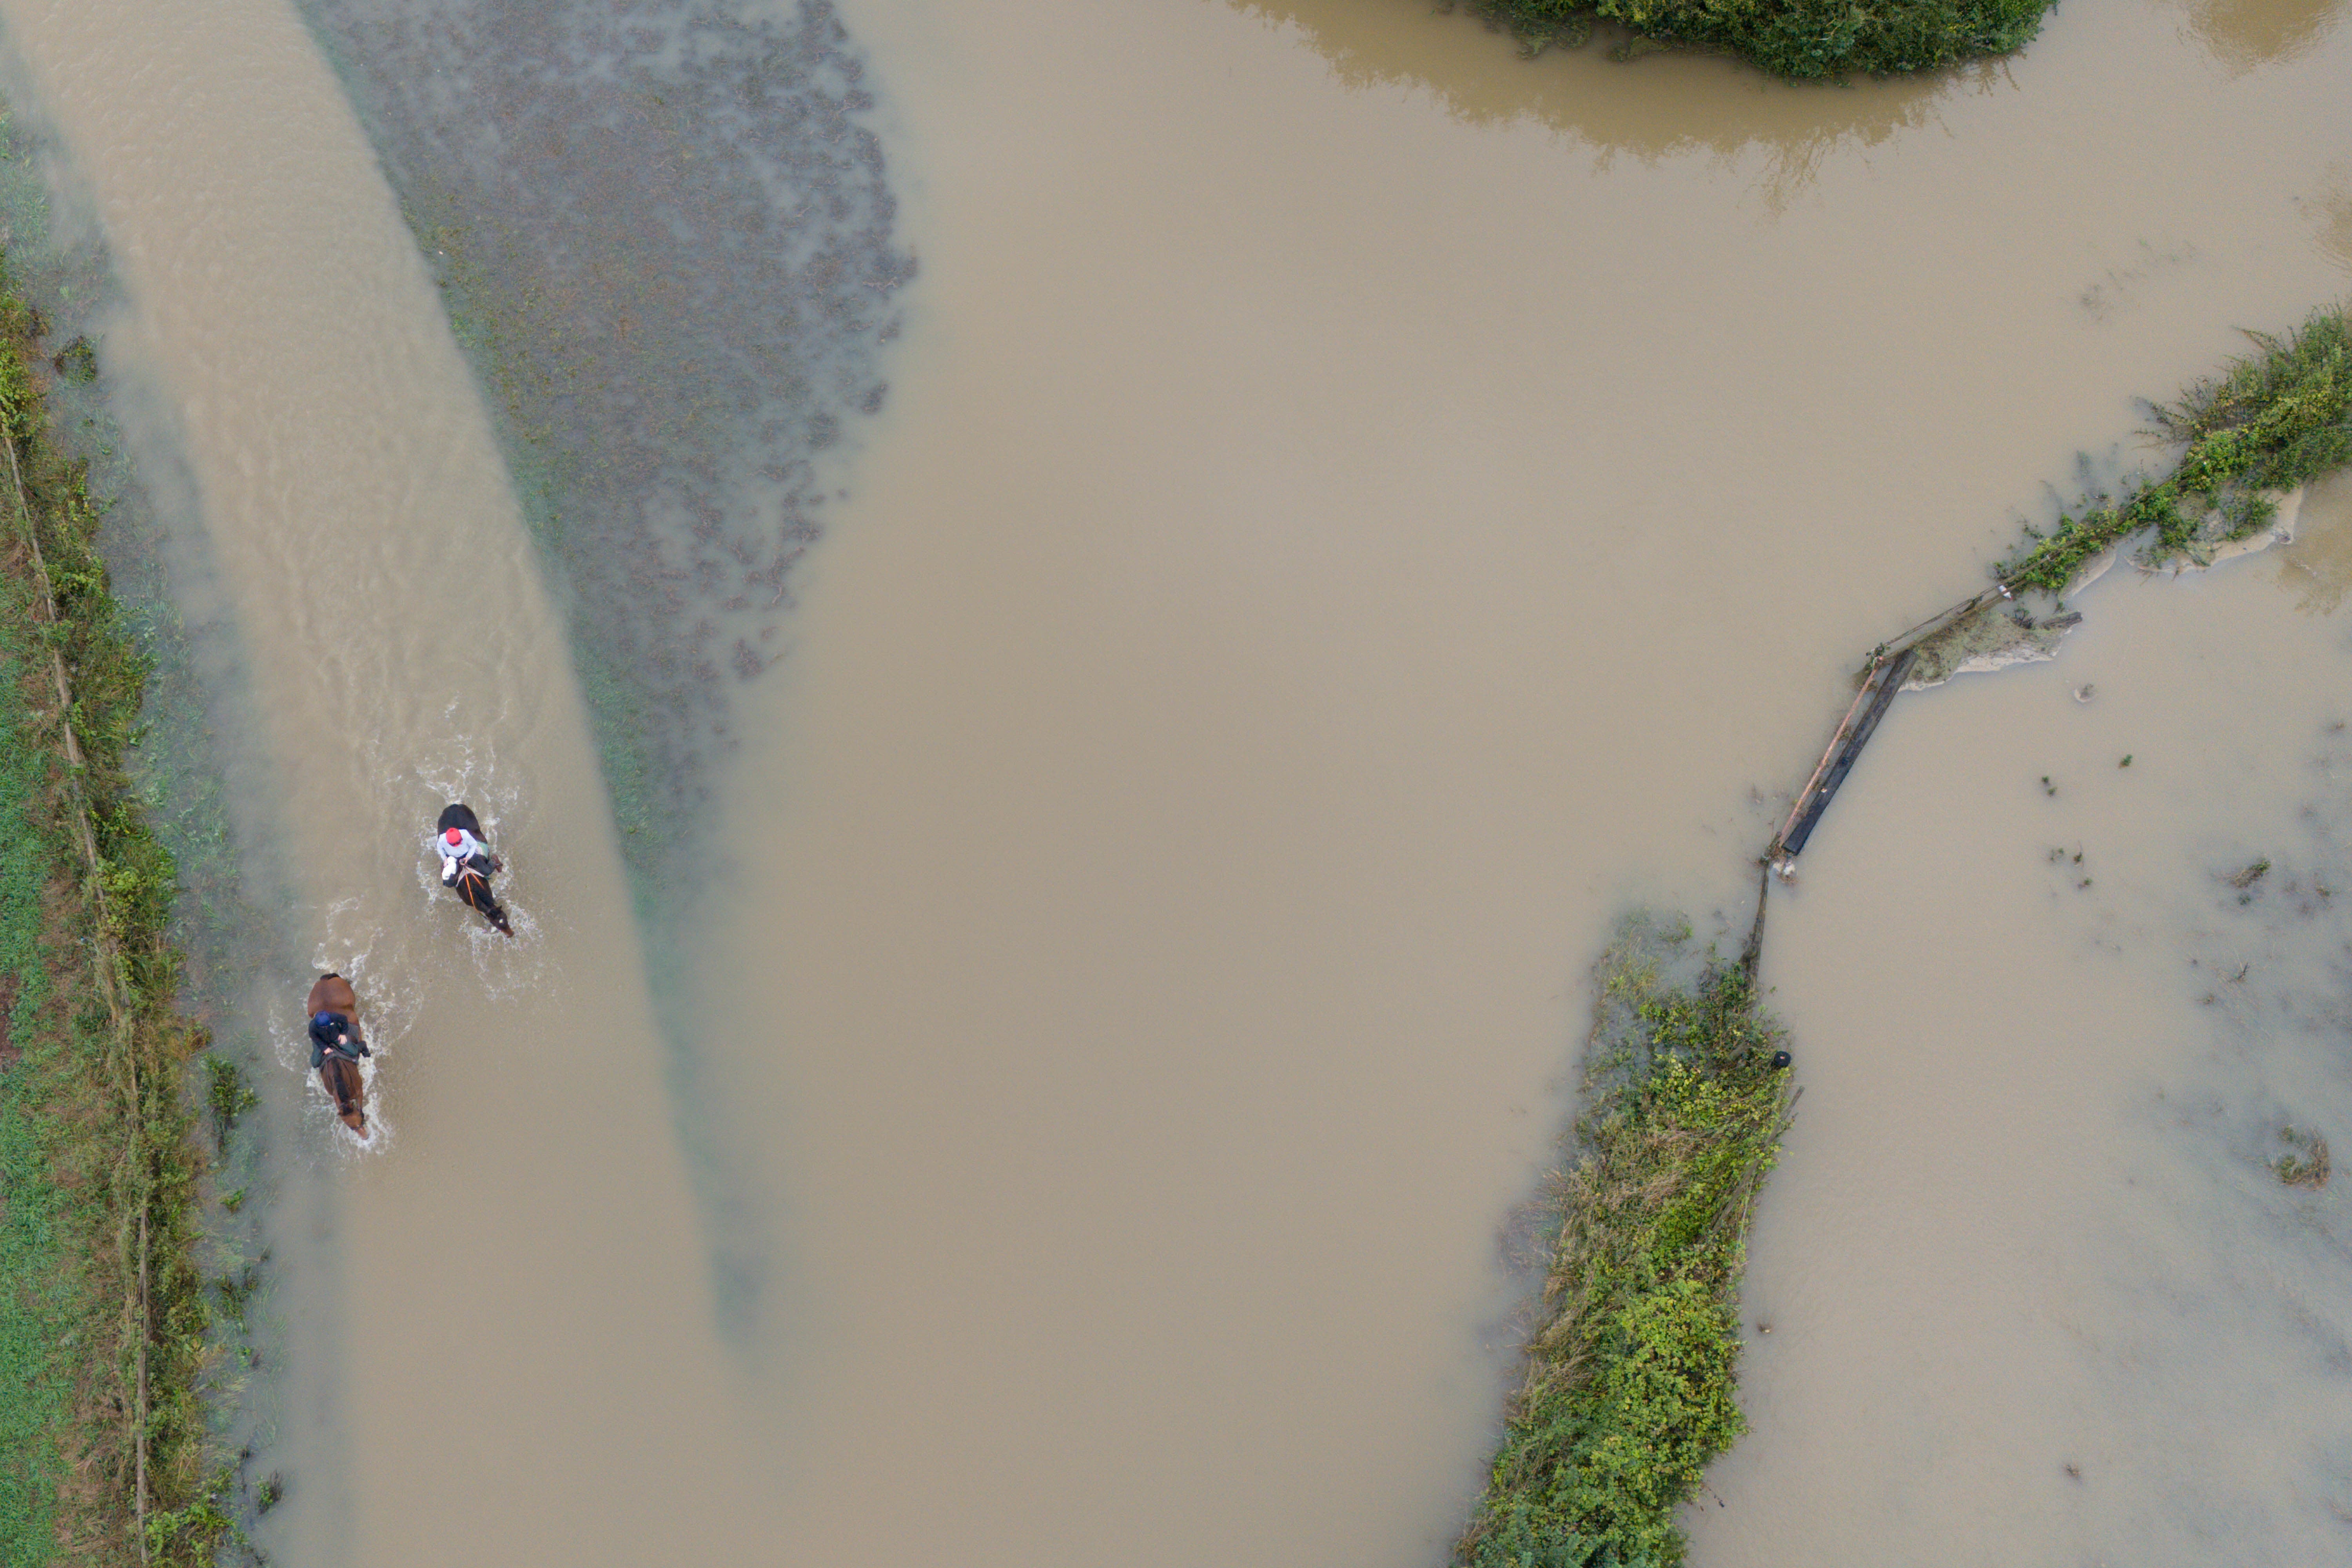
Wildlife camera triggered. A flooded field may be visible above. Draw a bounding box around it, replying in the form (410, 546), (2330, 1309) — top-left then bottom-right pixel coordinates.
(1705, 472), (2352, 1561)
(0, 0), (2344, 1561)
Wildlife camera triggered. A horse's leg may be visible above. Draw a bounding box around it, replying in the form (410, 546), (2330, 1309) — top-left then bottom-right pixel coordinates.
(460, 873), (514, 936)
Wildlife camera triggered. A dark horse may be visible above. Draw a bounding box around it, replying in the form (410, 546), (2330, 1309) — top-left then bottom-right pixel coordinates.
(437, 802), (514, 936)
(307, 972), (370, 1135)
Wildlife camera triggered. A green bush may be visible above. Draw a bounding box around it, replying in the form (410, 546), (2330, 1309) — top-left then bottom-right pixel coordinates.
(1474, 0), (2056, 79)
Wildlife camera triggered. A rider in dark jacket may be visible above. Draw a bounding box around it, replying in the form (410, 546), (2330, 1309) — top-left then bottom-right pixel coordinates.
(308, 1010), (370, 1071)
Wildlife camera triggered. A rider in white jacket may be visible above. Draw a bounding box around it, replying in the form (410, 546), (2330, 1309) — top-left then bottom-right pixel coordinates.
(436, 824), (500, 884)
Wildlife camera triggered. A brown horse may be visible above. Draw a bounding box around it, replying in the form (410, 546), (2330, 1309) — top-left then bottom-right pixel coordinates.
(307, 972), (370, 1135)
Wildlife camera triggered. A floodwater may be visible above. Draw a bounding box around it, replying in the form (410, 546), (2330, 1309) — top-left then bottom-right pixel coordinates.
(0, 0), (2346, 1563)
(1705, 471), (2352, 1562)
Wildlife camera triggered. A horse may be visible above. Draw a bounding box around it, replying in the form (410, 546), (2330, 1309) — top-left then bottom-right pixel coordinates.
(306, 972), (370, 1135)
(437, 802), (514, 937)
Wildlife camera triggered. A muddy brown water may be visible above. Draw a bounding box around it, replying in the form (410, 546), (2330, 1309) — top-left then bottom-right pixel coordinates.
(0, 0), (2347, 1561)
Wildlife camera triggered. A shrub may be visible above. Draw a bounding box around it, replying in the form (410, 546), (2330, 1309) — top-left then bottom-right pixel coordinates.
(1472, 0), (2056, 80)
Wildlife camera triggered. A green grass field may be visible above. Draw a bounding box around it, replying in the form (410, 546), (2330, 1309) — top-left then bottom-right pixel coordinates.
(0, 589), (80, 1567)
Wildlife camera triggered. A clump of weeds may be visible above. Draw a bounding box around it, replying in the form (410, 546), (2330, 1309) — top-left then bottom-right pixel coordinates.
(205, 1053), (258, 1149)
(1457, 915), (1794, 1568)
(211, 1262), (262, 1334)
(1999, 305), (2352, 595)
(2275, 1128), (2330, 1189)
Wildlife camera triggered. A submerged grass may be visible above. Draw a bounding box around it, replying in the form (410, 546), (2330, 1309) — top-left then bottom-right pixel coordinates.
(1466, 0), (2053, 79)
(1459, 918), (1794, 1568)
(1999, 304), (2352, 595)
(0, 249), (225, 1564)
(2274, 1127), (2330, 1189)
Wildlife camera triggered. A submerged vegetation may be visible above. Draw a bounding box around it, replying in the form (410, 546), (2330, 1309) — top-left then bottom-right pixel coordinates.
(2274, 1127), (2330, 1189)
(1999, 305), (2352, 595)
(1459, 920), (1793, 1568)
(0, 254), (225, 1564)
(1465, 0), (2054, 79)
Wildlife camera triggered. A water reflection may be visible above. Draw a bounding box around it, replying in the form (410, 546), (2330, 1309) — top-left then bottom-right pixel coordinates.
(2171, 0), (2348, 70)
(1232, 0), (2001, 198)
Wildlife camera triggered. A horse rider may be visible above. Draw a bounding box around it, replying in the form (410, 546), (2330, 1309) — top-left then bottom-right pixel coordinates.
(436, 822), (503, 887)
(308, 1007), (370, 1070)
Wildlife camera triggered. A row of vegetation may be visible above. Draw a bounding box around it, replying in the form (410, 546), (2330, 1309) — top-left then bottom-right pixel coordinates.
(0, 255), (228, 1564)
(1466, 0), (2056, 80)
(1997, 304), (2352, 595)
(1459, 921), (1793, 1568)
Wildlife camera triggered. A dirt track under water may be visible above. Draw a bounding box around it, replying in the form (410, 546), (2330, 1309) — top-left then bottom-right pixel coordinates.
(0, 0), (2348, 1560)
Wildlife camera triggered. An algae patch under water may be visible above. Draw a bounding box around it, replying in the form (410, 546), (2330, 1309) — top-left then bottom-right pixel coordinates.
(293, 0), (912, 883)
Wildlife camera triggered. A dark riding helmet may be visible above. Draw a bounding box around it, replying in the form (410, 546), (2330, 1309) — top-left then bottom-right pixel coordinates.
(312, 1009), (338, 1032)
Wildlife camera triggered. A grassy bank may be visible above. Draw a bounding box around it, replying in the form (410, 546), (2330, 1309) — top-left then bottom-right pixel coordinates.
(1459, 920), (1794, 1568)
(1467, 0), (2054, 79)
(0, 258), (225, 1565)
(1998, 303), (2352, 594)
